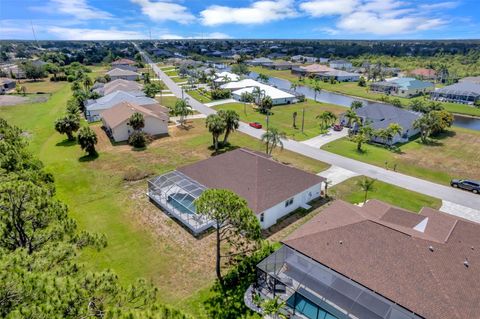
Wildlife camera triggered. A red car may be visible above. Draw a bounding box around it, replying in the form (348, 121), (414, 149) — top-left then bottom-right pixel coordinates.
(333, 124), (344, 131)
(249, 122), (263, 129)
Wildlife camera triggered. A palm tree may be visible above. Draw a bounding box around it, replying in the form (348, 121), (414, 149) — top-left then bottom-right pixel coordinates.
(143, 72), (151, 84)
(262, 296), (287, 319)
(350, 100), (363, 110)
(357, 177), (376, 204)
(260, 96), (273, 114)
(252, 86), (264, 105)
(313, 81), (322, 102)
(71, 81), (82, 92)
(173, 98), (194, 126)
(77, 126), (98, 157)
(54, 113), (80, 141)
(316, 111), (337, 130)
(218, 109), (239, 144)
(413, 114), (434, 144)
(205, 114), (226, 152)
(257, 73), (269, 83)
(83, 76), (92, 92)
(385, 123), (403, 146)
(261, 127), (286, 155)
(128, 112), (145, 131)
(344, 109), (359, 128)
(290, 82), (298, 92)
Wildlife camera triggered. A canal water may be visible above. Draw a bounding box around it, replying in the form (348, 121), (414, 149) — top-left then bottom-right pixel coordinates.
(247, 71), (480, 131)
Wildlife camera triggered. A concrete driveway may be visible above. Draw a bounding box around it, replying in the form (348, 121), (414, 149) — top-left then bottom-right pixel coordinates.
(301, 129), (348, 148)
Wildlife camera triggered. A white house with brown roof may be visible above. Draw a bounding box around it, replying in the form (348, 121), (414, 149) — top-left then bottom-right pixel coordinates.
(101, 101), (169, 142)
(106, 68), (140, 81)
(147, 148), (325, 234)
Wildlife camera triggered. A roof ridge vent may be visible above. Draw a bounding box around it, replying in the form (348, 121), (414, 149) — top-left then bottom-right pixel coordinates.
(464, 259), (469, 268)
(428, 246), (434, 252)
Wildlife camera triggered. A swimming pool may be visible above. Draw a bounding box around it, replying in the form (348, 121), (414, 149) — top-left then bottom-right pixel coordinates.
(287, 293), (339, 319)
(167, 193), (196, 215)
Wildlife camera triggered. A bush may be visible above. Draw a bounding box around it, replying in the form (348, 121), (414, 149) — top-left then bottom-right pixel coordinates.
(67, 75), (76, 82)
(50, 75), (68, 82)
(210, 89), (231, 100)
(128, 131), (147, 148)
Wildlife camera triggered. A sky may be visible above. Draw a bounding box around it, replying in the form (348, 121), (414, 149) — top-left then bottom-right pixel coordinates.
(1, 0), (479, 40)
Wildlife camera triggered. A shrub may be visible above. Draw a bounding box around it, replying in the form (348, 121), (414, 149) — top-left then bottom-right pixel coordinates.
(50, 75), (68, 81)
(210, 89), (231, 100)
(67, 75), (76, 82)
(128, 131), (147, 148)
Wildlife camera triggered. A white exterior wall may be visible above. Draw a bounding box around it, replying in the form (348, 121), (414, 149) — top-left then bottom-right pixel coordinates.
(232, 93), (295, 106)
(258, 183), (322, 229)
(396, 86), (434, 98)
(105, 116), (168, 142)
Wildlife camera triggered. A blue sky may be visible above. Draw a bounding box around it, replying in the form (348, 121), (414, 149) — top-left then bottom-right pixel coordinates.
(1, 0), (479, 40)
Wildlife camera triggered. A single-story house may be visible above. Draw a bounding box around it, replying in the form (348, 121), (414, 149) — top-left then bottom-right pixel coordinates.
(221, 79), (296, 105)
(252, 199), (480, 319)
(111, 58), (137, 71)
(101, 101), (169, 142)
(1, 64), (26, 79)
(93, 79), (144, 96)
(329, 60), (352, 70)
(316, 69), (360, 82)
(106, 68), (140, 81)
(214, 71), (240, 84)
(264, 61), (297, 70)
(291, 64), (334, 76)
(431, 82), (480, 104)
(409, 68), (437, 81)
(246, 57), (274, 66)
(342, 103), (421, 144)
(85, 91), (157, 122)
(0, 78), (16, 94)
(459, 76), (480, 85)
(291, 55), (317, 63)
(370, 77), (434, 98)
(147, 148), (325, 235)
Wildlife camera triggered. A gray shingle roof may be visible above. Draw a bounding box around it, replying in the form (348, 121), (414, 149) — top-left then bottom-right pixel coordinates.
(354, 103), (421, 131)
(86, 91), (157, 111)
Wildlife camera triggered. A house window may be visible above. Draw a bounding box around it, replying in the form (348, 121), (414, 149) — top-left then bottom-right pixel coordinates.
(260, 213), (264, 222)
(285, 198), (294, 207)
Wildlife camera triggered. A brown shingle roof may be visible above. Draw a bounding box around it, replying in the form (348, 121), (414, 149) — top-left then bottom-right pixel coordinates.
(409, 68), (437, 77)
(284, 199), (480, 319)
(177, 148), (325, 214)
(301, 64), (334, 73)
(101, 101), (169, 129)
(112, 58), (136, 65)
(103, 79), (143, 95)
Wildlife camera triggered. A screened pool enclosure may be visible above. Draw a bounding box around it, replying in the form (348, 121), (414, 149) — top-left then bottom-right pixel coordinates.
(254, 245), (422, 319)
(147, 171), (215, 235)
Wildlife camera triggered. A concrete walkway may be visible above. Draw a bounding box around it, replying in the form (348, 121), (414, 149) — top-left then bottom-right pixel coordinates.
(317, 166), (360, 188)
(301, 129), (348, 148)
(136, 45), (480, 218)
(204, 98), (237, 107)
(440, 200), (480, 223)
(170, 114), (207, 124)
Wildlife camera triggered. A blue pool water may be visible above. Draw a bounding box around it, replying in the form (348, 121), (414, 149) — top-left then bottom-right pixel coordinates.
(287, 293), (339, 319)
(167, 193), (196, 215)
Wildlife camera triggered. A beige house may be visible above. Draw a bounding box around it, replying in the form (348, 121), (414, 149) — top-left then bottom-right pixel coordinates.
(101, 101), (169, 142)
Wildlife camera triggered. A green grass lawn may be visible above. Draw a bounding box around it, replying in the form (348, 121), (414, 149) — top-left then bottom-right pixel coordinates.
(250, 66), (480, 117)
(213, 99), (347, 141)
(172, 76), (188, 83)
(0, 81), (329, 318)
(165, 70), (179, 77)
(187, 89), (212, 103)
(331, 176), (442, 212)
(156, 95), (178, 109)
(322, 127), (480, 185)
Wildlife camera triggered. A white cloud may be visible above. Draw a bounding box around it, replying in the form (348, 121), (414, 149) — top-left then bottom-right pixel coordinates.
(419, 1), (459, 10)
(159, 32), (231, 39)
(131, 0), (195, 24)
(48, 27), (146, 40)
(200, 0), (298, 26)
(299, 0), (358, 17)
(301, 0), (449, 35)
(50, 0), (113, 20)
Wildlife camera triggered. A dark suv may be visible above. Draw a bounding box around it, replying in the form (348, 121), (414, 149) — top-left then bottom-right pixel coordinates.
(451, 179), (480, 194)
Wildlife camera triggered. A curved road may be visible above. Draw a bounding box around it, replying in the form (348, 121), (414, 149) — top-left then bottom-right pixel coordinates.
(138, 48), (480, 216)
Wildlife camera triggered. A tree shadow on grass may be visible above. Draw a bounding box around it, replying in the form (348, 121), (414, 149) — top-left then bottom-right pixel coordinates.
(78, 153), (99, 162)
(56, 139), (77, 147)
(208, 143), (240, 156)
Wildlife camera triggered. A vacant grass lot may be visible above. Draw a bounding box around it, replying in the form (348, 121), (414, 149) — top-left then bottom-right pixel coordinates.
(187, 89), (212, 103)
(322, 128), (480, 185)
(213, 99), (347, 141)
(250, 66), (480, 117)
(156, 95), (178, 109)
(165, 70), (179, 77)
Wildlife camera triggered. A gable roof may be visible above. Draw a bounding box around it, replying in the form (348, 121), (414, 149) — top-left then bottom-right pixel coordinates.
(101, 101), (169, 129)
(435, 81), (480, 96)
(112, 58), (136, 65)
(284, 199), (480, 319)
(106, 68), (140, 77)
(354, 103), (421, 131)
(300, 64), (334, 73)
(177, 148), (325, 214)
(86, 91), (157, 111)
(388, 77), (434, 90)
(102, 79), (144, 95)
(409, 68), (437, 77)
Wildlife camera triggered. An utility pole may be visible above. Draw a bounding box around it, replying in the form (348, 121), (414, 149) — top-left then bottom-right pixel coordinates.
(266, 113), (270, 130)
(301, 107), (305, 133)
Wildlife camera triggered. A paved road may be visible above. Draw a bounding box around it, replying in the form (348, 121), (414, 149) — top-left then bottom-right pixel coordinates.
(138, 48), (480, 213)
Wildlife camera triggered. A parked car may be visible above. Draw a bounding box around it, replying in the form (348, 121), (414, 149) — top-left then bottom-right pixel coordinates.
(333, 124), (343, 131)
(249, 122), (263, 129)
(450, 179), (480, 194)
